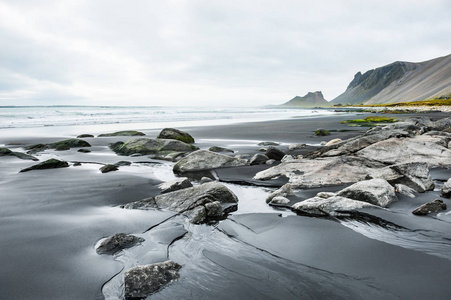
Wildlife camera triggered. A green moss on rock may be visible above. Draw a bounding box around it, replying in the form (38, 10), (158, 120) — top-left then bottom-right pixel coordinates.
(314, 128), (330, 136)
(98, 131), (145, 137)
(157, 128), (195, 144)
(19, 158), (69, 173)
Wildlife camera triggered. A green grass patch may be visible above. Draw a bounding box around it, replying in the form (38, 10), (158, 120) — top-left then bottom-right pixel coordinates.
(352, 95), (451, 107)
(340, 116), (395, 126)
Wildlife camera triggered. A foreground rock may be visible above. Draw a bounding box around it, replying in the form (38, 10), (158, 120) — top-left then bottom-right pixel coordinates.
(412, 199), (447, 215)
(125, 182), (238, 223)
(173, 150), (247, 174)
(441, 178), (451, 198)
(292, 196), (379, 216)
(336, 179), (397, 207)
(20, 159), (69, 173)
(157, 128), (195, 143)
(98, 130), (145, 137)
(255, 156), (385, 188)
(124, 261), (182, 299)
(111, 138), (198, 156)
(369, 162), (434, 192)
(159, 177), (193, 194)
(96, 233), (144, 255)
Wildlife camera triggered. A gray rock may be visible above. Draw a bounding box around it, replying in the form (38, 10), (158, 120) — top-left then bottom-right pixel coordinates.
(255, 156), (386, 189)
(77, 148), (91, 153)
(0, 148), (38, 161)
(266, 183), (293, 203)
(288, 144), (306, 151)
(200, 177), (213, 184)
(441, 178), (451, 198)
(48, 139), (91, 149)
(125, 182), (238, 223)
(266, 159), (276, 165)
(205, 201), (223, 217)
(98, 130), (145, 137)
(265, 146), (286, 161)
(111, 138), (198, 156)
(325, 138), (342, 146)
(369, 162), (434, 192)
(96, 233), (144, 255)
(209, 146), (234, 153)
(281, 155), (296, 162)
(100, 164), (119, 173)
(292, 196), (379, 216)
(336, 179), (397, 207)
(124, 261), (182, 299)
(269, 196), (290, 205)
(412, 199), (447, 215)
(173, 150), (247, 174)
(395, 184), (416, 198)
(314, 128), (330, 136)
(249, 153), (269, 165)
(20, 159), (69, 173)
(157, 128), (195, 144)
(258, 141), (280, 146)
(77, 134), (94, 138)
(316, 192), (336, 199)
(114, 161), (132, 167)
(159, 177), (193, 194)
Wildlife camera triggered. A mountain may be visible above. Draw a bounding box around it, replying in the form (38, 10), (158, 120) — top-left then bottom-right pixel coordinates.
(281, 91), (330, 107)
(332, 54), (451, 105)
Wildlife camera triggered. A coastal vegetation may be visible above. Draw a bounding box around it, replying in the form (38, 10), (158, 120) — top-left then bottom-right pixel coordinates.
(340, 116), (396, 126)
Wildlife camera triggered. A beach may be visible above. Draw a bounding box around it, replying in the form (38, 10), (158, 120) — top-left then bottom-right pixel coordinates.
(1, 109), (451, 299)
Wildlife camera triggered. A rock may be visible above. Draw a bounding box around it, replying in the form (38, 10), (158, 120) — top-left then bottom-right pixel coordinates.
(24, 143), (48, 154)
(266, 159), (276, 165)
(111, 138), (198, 156)
(314, 128), (330, 136)
(249, 153), (269, 165)
(124, 261), (182, 299)
(125, 182), (238, 223)
(412, 199), (447, 215)
(77, 134), (94, 138)
(49, 139), (91, 149)
(266, 183), (293, 203)
(159, 177), (193, 194)
(320, 141), (327, 146)
(288, 144), (306, 151)
(20, 158), (69, 173)
(0, 148), (38, 161)
(292, 196), (379, 216)
(100, 164), (119, 173)
(205, 201), (223, 217)
(441, 178), (451, 198)
(281, 155), (296, 162)
(96, 233), (145, 255)
(0, 147), (12, 156)
(316, 192), (336, 199)
(258, 141), (280, 146)
(200, 177), (213, 184)
(157, 128), (195, 144)
(209, 146), (234, 153)
(395, 184), (416, 198)
(173, 150), (247, 174)
(325, 138), (342, 146)
(114, 161), (132, 167)
(356, 135), (451, 168)
(265, 146), (286, 161)
(98, 130), (145, 137)
(269, 196), (290, 205)
(369, 162), (434, 192)
(153, 151), (186, 162)
(73, 162), (82, 167)
(55, 145), (70, 151)
(259, 148), (267, 152)
(255, 156), (386, 189)
(336, 179), (397, 207)
(77, 148), (91, 153)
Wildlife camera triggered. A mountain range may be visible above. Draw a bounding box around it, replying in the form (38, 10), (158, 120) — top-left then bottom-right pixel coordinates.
(281, 53), (451, 107)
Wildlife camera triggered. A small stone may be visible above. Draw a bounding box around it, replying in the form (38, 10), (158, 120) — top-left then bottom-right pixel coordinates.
(266, 183), (294, 203)
(315, 128), (330, 136)
(412, 199), (447, 215)
(209, 146), (234, 153)
(96, 233), (145, 255)
(281, 155), (296, 162)
(77, 134), (94, 138)
(269, 196), (290, 205)
(77, 149), (91, 153)
(249, 153), (269, 165)
(73, 162), (82, 167)
(265, 146), (286, 161)
(325, 138), (342, 146)
(100, 164), (119, 173)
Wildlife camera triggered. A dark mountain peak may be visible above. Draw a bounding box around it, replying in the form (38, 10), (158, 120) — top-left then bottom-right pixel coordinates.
(282, 91), (329, 107)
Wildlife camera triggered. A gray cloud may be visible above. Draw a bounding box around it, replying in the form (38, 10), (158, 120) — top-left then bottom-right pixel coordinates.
(0, 0), (450, 106)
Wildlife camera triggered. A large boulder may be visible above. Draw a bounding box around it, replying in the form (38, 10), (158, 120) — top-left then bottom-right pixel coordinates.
(173, 150), (247, 174)
(19, 159), (69, 173)
(124, 261), (182, 299)
(412, 199), (447, 215)
(356, 135), (451, 168)
(98, 130), (145, 137)
(96, 233), (144, 255)
(111, 138), (198, 156)
(441, 178), (451, 198)
(292, 196), (379, 216)
(369, 162), (434, 192)
(159, 177), (193, 194)
(336, 179), (397, 207)
(125, 182), (238, 223)
(254, 156), (386, 188)
(157, 128), (195, 144)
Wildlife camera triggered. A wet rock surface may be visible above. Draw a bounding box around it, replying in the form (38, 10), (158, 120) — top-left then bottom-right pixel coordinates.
(412, 199), (447, 215)
(158, 177), (193, 194)
(100, 164), (119, 173)
(96, 233), (145, 255)
(98, 130), (145, 137)
(336, 179), (397, 207)
(173, 150), (247, 174)
(157, 128), (195, 143)
(292, 195), (379, 216)
(19, 158), (69, 173)
(111, 138), (198, 156)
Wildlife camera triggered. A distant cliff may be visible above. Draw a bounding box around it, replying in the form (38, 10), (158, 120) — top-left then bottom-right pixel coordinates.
(281, 91), (330, 107)
(332, 54), (451, 105)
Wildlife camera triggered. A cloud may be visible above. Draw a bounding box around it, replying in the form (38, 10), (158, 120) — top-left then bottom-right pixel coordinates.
(0, 0), (450, 106)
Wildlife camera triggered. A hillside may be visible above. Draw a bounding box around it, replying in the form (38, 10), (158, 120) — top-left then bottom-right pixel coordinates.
(332, 54), (451, 105)
(281, 91), (330, 107)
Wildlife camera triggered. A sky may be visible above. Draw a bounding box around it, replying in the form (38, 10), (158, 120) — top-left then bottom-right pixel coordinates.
(0, 0), (450, 107)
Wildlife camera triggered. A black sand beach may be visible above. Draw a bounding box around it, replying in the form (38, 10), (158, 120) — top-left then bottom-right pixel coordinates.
(1, 111), (451, 299)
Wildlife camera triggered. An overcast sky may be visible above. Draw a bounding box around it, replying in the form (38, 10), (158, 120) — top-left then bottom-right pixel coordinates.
(0, 0), (450, 107)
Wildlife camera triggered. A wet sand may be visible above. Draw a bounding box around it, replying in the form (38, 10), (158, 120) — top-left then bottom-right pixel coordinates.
(1, 111), (451, 299)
